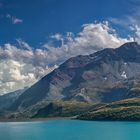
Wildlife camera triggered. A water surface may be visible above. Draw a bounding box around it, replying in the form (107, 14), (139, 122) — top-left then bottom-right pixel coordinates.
(0, 120), (140, 140)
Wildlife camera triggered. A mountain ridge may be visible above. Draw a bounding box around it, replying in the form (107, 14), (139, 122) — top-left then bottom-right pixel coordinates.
(10, 42), (140, 111)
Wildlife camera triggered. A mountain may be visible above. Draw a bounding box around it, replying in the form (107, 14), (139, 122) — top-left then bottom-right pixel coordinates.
(0, 88), (27, 111)
(10, 42), (140, 111)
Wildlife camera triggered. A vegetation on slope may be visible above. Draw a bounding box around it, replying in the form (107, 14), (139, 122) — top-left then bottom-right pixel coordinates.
(8, 101), (105, 119)
(77, 97), (140, 121)
(6, 97), (140, 121)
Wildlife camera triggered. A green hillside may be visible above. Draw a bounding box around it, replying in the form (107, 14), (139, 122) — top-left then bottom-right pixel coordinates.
(77, 97), (140, 121)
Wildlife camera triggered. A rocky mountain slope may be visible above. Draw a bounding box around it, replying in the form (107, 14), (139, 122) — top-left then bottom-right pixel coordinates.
(0, 88), (27, 111)
(10, 42), (140, 111)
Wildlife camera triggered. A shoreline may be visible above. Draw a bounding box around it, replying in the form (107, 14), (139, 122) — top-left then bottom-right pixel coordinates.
(1, 117), (140, 123)
(0, 117), (73, 123)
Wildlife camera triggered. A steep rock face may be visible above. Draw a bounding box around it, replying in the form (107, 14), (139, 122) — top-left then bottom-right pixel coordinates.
(11, 42), (140, 110)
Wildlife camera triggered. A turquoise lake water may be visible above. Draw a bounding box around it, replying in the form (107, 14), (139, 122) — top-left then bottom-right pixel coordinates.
(0, 120), (140, 140)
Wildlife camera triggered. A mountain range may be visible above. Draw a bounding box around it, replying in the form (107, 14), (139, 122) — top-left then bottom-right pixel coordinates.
(1, 41), (140, 120)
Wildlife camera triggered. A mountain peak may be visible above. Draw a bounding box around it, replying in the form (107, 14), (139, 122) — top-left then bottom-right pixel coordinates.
(115, 42), (140, 62)
(118, 42), (140, 50)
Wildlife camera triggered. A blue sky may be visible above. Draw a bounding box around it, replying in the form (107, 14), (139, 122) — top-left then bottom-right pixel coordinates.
(1, 0), (140, 94)
(0, 0), (138, 46)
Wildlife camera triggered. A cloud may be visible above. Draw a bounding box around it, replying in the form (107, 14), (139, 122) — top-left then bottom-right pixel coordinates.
(50, 33), (64, 46)
(108, 2), (140, 29)
(109, 16), (139, 30)
(43, 21), (133, 63)
(6, 14), (23, 24)
(16, 39), (32, 51)
(130, 25), (140, 44)
(0, 43), (58, 95)
(0, 21), (135, 95)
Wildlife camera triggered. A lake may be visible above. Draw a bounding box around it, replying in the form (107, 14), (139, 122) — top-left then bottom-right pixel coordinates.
(0, 120), (140, 140)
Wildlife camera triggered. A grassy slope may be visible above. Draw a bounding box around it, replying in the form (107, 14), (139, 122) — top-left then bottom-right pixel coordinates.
(7, 97), (140, 121)
(77, 97), (140, 121)
(9, 101), (105, 119)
